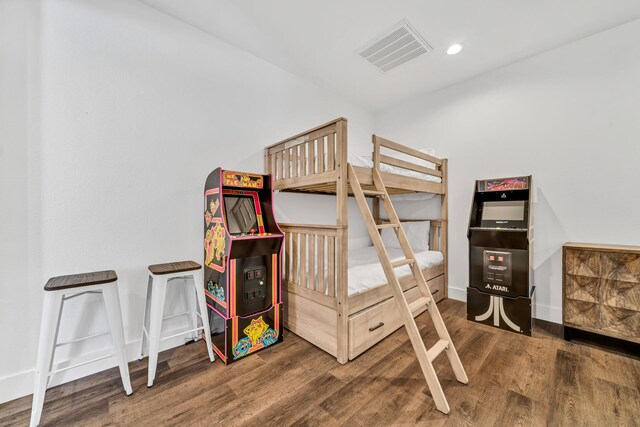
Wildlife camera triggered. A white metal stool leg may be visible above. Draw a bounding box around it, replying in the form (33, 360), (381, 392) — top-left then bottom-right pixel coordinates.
(139, 275), (153, 359)
(30, 291), (63, 427)
(194, 269), (215, 362)
(102, 283), (133, 395)
(183, 277), (199, 341)
(146, 274), (167, 387)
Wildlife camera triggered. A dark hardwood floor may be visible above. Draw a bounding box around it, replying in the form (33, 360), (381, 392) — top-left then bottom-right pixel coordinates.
(1, 299), (638, 426)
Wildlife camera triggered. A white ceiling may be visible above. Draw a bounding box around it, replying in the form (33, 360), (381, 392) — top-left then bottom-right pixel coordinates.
(140, 0), (640, 112)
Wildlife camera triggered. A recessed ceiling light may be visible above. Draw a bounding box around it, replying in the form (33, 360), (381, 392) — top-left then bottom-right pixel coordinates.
(447, 44), (463, 55)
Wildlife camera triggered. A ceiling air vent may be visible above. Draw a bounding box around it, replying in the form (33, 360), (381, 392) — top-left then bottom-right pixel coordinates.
(358, 21), (432, 72)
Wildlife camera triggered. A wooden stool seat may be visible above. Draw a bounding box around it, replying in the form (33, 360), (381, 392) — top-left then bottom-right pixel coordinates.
(148, 261), (201, 276)
(44, 270), (117, 291)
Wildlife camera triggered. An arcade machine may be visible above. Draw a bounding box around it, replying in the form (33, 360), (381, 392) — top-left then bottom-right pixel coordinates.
(466, 176), (535, 335)
(203, 168), (284, 363)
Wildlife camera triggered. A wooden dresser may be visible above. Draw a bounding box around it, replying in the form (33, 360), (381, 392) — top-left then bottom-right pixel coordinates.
(563, 242), (640, 344)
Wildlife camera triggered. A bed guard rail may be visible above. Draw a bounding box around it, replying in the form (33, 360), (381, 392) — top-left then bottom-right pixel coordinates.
(280, 223), (344, 308)
(264, 118), (347, 188)
(373, 135), (444, 181)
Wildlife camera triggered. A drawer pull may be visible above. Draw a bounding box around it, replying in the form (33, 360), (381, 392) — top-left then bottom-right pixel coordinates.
(369, 322), (384, 332)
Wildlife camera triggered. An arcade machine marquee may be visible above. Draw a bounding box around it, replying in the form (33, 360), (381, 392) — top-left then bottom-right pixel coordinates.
(203, 168), (284, 363)
(467, 176), (535, 335)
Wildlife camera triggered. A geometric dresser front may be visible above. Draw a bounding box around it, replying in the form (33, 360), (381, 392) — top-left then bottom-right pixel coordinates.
(563, 242), (640, 344)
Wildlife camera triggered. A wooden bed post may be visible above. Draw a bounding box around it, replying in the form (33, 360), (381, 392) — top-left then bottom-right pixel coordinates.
(264, 148), (271, 177)
(336, 118), (349, 364)
(372, 194), (380, 224)
(441, 159), (449, 299)
(372, 135), (381, 224)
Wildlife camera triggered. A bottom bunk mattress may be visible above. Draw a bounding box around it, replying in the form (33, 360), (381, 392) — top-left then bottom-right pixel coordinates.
(348, 246), (444, 295)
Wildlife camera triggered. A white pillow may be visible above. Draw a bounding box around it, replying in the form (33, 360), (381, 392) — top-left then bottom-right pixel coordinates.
(380, 221), (430, 252)
(381, 226), (400, 249)
(403, 221), (430, 252)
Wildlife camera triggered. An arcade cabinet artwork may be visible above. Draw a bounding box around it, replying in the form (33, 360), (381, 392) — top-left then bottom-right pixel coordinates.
(203, 168), (284, 363)
(467, 176), (535, 335)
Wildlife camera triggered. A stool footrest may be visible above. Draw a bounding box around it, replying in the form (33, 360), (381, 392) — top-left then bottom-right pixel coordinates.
(161, 326), (205, 342)
(55, 331), (111, 347)
(49, 353), (114, 377)
(163, 311), (191, 321)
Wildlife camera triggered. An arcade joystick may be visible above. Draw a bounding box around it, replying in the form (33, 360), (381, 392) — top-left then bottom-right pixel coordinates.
(250, 228), (256, 235)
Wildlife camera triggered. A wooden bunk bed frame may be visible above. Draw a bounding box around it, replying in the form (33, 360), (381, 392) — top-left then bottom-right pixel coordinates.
(264, 117), (448, 364)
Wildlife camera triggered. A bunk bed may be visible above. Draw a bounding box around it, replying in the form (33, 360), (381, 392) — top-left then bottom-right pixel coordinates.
(264, 117), (449, 364)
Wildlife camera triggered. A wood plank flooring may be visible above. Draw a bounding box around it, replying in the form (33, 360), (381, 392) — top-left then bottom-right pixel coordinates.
(1, 299), (638, 426)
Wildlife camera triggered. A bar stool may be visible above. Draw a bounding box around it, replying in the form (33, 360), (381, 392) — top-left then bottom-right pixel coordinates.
(139, 261), (214, 387)
(30, 270), (132, 427)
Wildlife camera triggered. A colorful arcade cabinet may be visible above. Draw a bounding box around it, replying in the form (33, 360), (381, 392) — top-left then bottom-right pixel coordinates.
(203, 168), (284, 363)
(466, 176), (535, 335)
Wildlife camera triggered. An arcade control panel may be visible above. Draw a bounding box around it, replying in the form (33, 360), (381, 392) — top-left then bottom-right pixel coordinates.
(243, 266), (266, 303)
(231, 228), (274, 238)
(483, 250), (512, 287)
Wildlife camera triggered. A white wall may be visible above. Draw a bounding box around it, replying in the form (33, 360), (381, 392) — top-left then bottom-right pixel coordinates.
(0, 0), (43, 405)
(0, 0), (374, 403)
(376, 19), (640, 323)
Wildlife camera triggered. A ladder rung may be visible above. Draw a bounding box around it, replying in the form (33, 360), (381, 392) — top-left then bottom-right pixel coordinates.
(391, 259), (414, 268)
(408, 296), (431, 313)
(377, 223), (398, 229)
(427, 339), (449, 362)
(362, 190), (385, 197)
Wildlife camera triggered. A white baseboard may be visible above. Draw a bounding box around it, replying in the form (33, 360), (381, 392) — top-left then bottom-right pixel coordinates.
(447, 285), (562, 324)
(447, 285), (467, 302)
(0, 368), (35, 407)
(533, 302), (562, 324)
(0, 330), (196, 404)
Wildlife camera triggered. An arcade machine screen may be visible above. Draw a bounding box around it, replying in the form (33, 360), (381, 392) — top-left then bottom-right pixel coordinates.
(482, 201), (525, 221)
(224, 195), (258, 235)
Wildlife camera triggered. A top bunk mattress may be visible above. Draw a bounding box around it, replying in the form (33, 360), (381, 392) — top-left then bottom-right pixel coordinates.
(348, 152), (442, 184)
(348, 246), (444, 296)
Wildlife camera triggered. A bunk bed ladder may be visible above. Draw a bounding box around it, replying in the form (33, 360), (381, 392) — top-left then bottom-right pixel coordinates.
(347, 164), (468, 414)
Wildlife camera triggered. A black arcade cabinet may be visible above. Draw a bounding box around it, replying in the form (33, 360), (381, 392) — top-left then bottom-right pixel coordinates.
(467, 176), (535, 335)
(203, 168), (284, 363)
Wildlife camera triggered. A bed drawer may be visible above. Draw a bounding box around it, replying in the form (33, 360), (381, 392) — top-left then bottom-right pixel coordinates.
(348, 283), (433, 360)
(429, 274), (445, 303)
